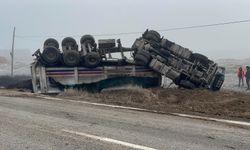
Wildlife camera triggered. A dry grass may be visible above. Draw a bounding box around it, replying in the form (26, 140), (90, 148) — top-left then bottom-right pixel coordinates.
(58, 88), (93, 97)
(0, 89), (36, 97)
(56, 87), (250, 121)
(120, 85), (158, 102)
(58, 85), (158, 104)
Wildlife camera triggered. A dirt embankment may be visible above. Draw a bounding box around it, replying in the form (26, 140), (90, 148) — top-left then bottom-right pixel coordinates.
(57, 87), (250, 121)
(0, 86), (250, 121)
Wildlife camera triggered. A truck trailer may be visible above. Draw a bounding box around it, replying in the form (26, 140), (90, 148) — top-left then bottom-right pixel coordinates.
(31, 64), (161, 94)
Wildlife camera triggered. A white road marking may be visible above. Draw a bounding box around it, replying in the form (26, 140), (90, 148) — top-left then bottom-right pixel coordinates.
(62, 129), (158, 150)
(171, 113), (250, 126)
(40, 96), (250, 127)
(39, 96), (149, 111)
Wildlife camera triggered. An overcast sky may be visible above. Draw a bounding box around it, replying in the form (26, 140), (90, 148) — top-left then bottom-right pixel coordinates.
(0, 0), (250, 59)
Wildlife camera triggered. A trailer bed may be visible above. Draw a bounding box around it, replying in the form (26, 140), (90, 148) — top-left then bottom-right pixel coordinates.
(31, 62), (161, 93)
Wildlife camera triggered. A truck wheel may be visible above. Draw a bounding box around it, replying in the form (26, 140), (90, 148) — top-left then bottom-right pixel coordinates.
(190, 53), (210, 67)
(137, 50), (151, 60)
(191, 53), (208, 61)
(159, 49), (171, 57)
(179, 80), (196, 89)
(80, 35), (95, 46)
(135, 53), (150, 66)
(161, 39), (174, 49)
(44, 38), (59, 49)
(143, 30), (161, 42)
(84, 52), (101, 68)
(42, 46), (61, 65)
(62, 37), (78, 50)
(63, 50), (80, 67)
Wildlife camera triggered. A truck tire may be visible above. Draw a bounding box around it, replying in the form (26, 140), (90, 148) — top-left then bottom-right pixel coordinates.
(161, 39), (174, 49)
(158, 49), (171, 57)
(44, 38), (59, 49)
(143, 30), (161, 42)
(179, 80), (196, 89)
(134, 53), (150, 66)
(80, 35), (95, 46)
(62, 37), (78, 50)
(137, 50), (151, 60)
(190, 53), (210, 68)
(63, 50), (80, 67)
(191, 53), (208, 61)
(84, 52), (101, 68)
(41, 46), (61, 65)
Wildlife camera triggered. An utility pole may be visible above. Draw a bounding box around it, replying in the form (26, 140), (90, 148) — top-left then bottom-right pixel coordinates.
(10, 26), (15, 77)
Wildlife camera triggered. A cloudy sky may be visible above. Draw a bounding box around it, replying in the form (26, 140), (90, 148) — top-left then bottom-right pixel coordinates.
(0, 0), (250, 59)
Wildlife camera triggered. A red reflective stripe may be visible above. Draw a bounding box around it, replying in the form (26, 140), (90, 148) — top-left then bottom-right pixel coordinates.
(47, 72), (103, 75)
(47, 72), (74, 75)
(78, 72), (103, 74)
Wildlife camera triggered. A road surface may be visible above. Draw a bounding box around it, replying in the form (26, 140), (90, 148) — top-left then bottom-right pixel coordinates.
(0, 96), (249, 150)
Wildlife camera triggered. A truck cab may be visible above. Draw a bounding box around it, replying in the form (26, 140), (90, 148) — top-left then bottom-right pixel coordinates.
(132, 30), (225, 90)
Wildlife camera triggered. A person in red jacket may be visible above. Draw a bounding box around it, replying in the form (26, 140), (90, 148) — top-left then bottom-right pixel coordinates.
(237, 67), (245, 87)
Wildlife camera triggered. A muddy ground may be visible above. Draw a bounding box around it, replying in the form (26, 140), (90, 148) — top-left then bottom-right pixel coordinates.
(54, 87), (250, 122)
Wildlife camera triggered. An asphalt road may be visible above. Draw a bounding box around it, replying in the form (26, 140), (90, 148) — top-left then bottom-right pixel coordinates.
(0, 96), (249, 150)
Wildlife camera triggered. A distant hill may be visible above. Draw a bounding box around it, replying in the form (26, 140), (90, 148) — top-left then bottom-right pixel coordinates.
(216, 58), (250, 73)
(0, 56), (8, 64)
(0, 49), (33, 75)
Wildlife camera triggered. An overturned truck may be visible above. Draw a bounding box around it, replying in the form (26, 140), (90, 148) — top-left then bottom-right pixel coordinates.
(31, 30), (225, 93)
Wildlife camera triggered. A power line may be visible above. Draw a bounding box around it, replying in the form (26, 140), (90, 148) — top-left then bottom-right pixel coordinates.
(15, 19), (250, 39)
(157, 19), (250, 32)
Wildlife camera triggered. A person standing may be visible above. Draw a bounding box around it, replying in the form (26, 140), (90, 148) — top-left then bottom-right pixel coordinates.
(245, 66), (250, 90)
(237, 67), (245, 87)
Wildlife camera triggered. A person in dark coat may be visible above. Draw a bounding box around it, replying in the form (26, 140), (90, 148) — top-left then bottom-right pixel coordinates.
(245, 66), (250, 90)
